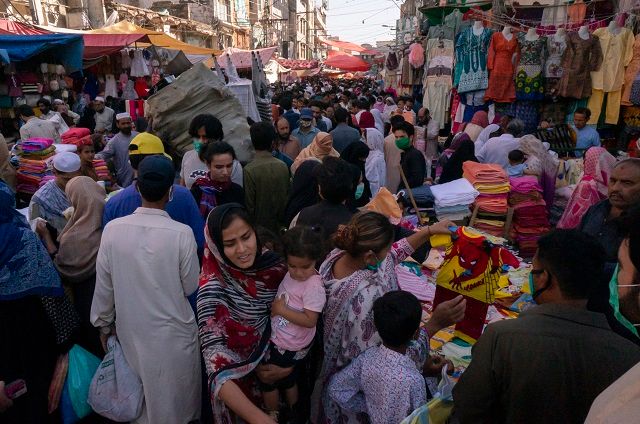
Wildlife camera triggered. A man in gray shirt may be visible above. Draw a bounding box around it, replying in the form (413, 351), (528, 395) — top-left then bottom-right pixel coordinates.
(330, 107), (361, 153)
(93, 96), (115, 133)
(96, 113), (138, 187)
(17, 104), (60, 143)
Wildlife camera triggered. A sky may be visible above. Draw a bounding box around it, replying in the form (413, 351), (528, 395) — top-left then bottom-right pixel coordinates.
(325, 0), (400, 46)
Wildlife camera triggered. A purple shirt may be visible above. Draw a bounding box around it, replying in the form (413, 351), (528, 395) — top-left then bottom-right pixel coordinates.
(329, 341), (427, 424)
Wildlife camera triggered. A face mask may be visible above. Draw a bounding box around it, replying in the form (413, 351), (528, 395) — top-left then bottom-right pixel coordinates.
(355, 183), (365, 200)
(609, 264), (640, 337)
(300, 119), (312, 128)
(395, 137), (411, 150)
(193, 139), (204, 153)
(528, 271), (550, 303)
(365, 253), (383, 271)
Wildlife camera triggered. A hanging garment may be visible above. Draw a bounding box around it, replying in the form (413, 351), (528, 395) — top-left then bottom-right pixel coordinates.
(454, 27), (493, 93)
(120, 50), (131, 69)
(130, 50), (149, 77)
(400, 54), (414, 85)
(119, 72), (129, 92)
(588, 27), (634, 124)
(104, 74), (117, 98)
(516, 35), (547, 101)
(122, 80), (137, 100)
(557, 32), (603, 99)
(408, 42), (425, 68)
(544, 34), (568, 96)
(386, 52), (398, 70)
(630, 73), (640, 105)
(622, 34), (640, 105)
(507, 100), (541, 135)
(423, 75), (452, 130)
(485, 32), (518, 103)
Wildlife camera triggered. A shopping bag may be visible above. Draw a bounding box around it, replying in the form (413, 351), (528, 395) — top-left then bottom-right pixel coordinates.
(88, 336), (144, 422)
(60, 381), (80, 424)
(66, 344), (101, 419)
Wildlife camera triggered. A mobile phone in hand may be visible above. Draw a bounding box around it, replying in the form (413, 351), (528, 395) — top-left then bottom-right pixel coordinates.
(5, 379), (27, 400)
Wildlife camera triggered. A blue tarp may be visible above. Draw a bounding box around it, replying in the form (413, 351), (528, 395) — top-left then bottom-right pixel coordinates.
(0, 33), (83, 73)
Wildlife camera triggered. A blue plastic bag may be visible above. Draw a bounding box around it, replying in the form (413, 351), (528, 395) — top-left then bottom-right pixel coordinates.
(66, 345), (101, 419)
(60, 381), (80, 424)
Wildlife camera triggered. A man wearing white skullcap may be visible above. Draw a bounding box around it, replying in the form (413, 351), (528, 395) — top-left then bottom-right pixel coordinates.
(29, 151), (81, 233)
(95, 112), (137, 187)
(93, 96), (115, 133)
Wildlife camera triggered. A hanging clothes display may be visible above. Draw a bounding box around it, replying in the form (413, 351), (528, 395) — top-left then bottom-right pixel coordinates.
(121, 50), (132, 69)
(423, 38), (454, 129)
(485, 32), (519, 103)
(454, 26), (493, 94)
(544, 34), (568, 97)
(104, 74), (117, 98)
(587, 26), (634, 124)
(130, 50), (150, 78)
(622, 34), (640, 106)
(515, 35), (546, 101)
(557, 32), (603, 99)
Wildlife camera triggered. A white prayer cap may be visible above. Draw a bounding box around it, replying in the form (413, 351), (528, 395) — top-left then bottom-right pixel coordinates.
(53, 152), (81, 173)
(94, 96), (105, 103)
(53, 98), (65, 105)
(116, 112), (131, 121)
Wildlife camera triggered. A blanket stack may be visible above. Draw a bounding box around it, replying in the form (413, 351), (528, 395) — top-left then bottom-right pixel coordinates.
(430, 178), (479, 221)
(463, 162), (510, 236)
(16, 138), (55, 195)
(509, 176), (550, 258)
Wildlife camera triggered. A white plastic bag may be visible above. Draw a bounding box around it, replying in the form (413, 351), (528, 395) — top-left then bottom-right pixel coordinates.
(88, 336), (144, 422)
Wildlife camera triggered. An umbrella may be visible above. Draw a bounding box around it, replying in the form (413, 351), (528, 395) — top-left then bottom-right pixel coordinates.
(323, 51), (370, 72)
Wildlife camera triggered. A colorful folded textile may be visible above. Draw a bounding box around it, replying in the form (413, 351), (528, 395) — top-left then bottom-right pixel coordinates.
(21, 138), (54, 152)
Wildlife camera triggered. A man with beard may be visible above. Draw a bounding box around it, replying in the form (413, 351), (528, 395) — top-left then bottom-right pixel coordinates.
(37, 98), (69, 136)
(292, 108), (321, 148)
(275, 117), (302, 161)
(96, 113), (138, 187)
(92, 96), (115, 133)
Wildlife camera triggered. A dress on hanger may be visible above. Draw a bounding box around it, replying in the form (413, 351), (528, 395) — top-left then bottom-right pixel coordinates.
(119, 73), (129, 92)
(423, 38), (454, 130)
(130, 50), (150, 77)
(104, 74), (118, 98)
(544, 36), (568, 97)
(622, 34), (640, 105)
(454, 27), (493, 94)
(515, 35), (546, 101)
(121, 50), (131, 69)
(122, 80), (137, 100)
(485, 32), (519, 103)
(557, 32), (603, 99)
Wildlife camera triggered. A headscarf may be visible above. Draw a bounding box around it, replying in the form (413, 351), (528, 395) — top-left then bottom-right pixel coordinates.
(439, 140), (478, 184)
(383, 97), (397, 122)
(373, 98), (385, 113)
(358, 111), (376, 129)
(445, 132), (471, 156)
(197, 203), (287, 421)
(519, 135), (559, 209)
(364, 128), (386, 196)
(341, 141), (372, 208)
(55, 176), (106, 283)
(470, 111), (489, 128)
(292, 132), (339, 174)
(193, 172), (233, 218)
(369, 108), (385, 134)
(557, 147), (616, 229)
(0, 181), (63, 300)
(284, 159), (321, 225)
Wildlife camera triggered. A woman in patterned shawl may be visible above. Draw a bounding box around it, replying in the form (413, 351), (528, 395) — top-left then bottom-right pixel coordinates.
(197, 203), (288, 423)
(0, 180), (79, 423)
(311, 211), (466, 424)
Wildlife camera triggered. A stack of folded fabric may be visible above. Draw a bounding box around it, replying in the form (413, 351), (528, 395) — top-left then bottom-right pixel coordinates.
(463, 162), (511, 236)
(61, 128), (91, 146)
(430, 178), (479, 221)
(93, 159), (111, 182)
(509, 176), (551, 258)
(16, 138), (56, 195)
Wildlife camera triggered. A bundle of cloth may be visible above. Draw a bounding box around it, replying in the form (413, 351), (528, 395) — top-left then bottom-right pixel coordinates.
(61, 128), (91, 146)
(93, 159), (110, 181)
(508, 176), (550, 258)
(463, 161), (510, 236)
(16, 138), (56, 195)
(430, 178), (478, 221)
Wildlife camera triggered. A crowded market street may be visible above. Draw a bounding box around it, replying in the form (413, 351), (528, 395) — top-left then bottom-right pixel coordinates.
(2, 0), (640, 423)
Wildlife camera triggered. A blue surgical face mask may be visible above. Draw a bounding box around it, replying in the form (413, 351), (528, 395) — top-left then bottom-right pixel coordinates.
(528, 271), (549, 303)
(355, 183), (365, 200)
(193, 139), (204, 153)
(609, 264), (640, 338)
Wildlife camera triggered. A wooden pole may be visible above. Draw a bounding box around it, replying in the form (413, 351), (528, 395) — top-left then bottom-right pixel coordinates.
(398, 165), (426, 226)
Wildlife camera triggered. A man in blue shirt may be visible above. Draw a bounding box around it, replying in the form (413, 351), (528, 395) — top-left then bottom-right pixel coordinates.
(102, 132), (205, 251)
(280, 96), (300, 131)
(330, 107), (362, 153)
(573, 107), (601, 157)
(291, 108), (321, 148)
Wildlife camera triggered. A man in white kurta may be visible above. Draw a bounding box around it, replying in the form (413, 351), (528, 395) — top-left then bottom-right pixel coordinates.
(91, 156), (201, 424)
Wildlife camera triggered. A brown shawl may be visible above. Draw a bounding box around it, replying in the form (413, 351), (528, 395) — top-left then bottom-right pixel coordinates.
(55, 176), (105, 283)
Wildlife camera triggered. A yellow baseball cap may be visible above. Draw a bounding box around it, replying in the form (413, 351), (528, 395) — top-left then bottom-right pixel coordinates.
(128, 132), (171, 160)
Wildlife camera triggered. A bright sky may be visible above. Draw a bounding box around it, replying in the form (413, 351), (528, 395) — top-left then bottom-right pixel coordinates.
(326, 0), (400, 46)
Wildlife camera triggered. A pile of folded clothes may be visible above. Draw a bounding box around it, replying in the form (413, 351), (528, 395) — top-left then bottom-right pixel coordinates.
(93, 158), (112, 183)
(509, 176), (551, 258)
(463, 162), (510, 236)
(430, 178), (479, 222)
(16, 138), (56, 195)
(61, 127), (91, 146)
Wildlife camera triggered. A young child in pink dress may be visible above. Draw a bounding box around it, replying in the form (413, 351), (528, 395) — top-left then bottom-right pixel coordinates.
(260, 226), (327, 420)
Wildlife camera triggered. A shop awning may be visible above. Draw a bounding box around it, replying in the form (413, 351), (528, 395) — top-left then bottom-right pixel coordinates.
(0, 19), (49, 35)
(319, 37), (366, 54)
(217, 46), (277, 69)
(0, 33), (84, 72)
(276, 58), (319, 70)
(323, 51), (370, 72)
